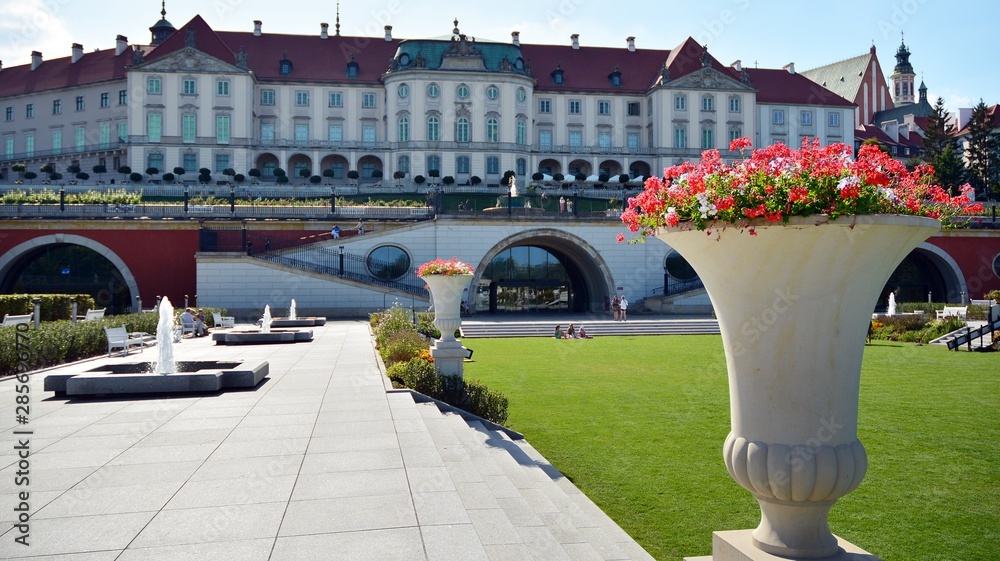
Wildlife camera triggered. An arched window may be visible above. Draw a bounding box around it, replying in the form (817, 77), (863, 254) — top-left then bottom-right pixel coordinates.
(398, 116), (409, 142)
(397, 155), (410, 174)
(366, 245), (411, 280)
(516, 158), (526, 176)
(516, 119), (527, 145)
(486, 118), (499, 143)
(427, 116), (439, 141)
(362, 162), (376, 178)
(456, 117), (470, 143)
(262, 160), (277, 177)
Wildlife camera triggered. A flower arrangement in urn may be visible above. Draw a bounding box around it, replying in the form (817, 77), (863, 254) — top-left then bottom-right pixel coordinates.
(619, 137), (983, 239)
(416, 257), (474, 277)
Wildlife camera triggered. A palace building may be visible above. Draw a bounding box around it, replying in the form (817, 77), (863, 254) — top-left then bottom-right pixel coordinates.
(1, 9), (856, 185)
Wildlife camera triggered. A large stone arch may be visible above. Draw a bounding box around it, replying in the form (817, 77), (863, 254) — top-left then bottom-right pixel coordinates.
(912, 242), (968, 302)
(0, 234), (141, 310)
(473, 228), (615, 313)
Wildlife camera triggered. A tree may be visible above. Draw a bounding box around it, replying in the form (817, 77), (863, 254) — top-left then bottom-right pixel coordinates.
(553, 173), (565, 182)
(173, 166), (186, 176)
(24, 171), (37, 183)
(414, 175), (426, 185)
(392, 171), (406, 180)
(145, 167), (159, 177)
(118, 166), (131, 181)
(442, 176), (455, 185)
(964, 99), (1000, 199)
(298, 168), (312, 180)
(276, 175), (289, 184)
(66, 164), (81, 175)
(273, 168), (286, 179)
(323, 168), (336, 180)
(129, 172), (143, 183)
(618, 174), (630, 184)
(40, 164), (55, 174)
(531, 172), (544, 181)
(233, 174), (245, 184)
(49, 172), (63, 181)
(920, 97), (966, 189)
(75, 172), (89, 181)
(248, 168), (261, 183)
(428, 169), (440, 178)
(347, 170), (360, 180)
(371, 169), (383, 179)
(223, 168), (236, 178)
(198, 167), (211, 177)
(598, 173), (610, 183)
(199, 171), (212, 184)
(861, 137), (888, 153)
(309, 175), (322, 184)
(92, 164), (107, 181)
(575, 173), (587, 181)
(162, 173), (175, 183)
(470, 175), (481, 185)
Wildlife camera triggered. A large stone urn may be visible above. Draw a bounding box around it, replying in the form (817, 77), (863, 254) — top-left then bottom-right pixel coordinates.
(423, 273), (473, 377)
(659, 215), (939, 559)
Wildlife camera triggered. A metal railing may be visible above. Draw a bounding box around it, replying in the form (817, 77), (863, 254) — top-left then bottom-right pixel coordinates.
(0, 203), (434, 220)
(256, 246), (427, 296)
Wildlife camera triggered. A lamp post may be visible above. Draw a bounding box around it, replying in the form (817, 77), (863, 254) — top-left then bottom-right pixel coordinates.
(507, 180), (513, 216)
(32, 298), (41, 328)
(339, 245), (345, 276)
(59, 188), (65, 212)
(330, 186), (336, 213)
(70, 297), (77, 324)
(184, 187), (189, 213)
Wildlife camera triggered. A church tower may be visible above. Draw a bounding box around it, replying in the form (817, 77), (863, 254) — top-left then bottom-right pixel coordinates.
(149, 0), (177, 45)
(890, 35), (916, 105)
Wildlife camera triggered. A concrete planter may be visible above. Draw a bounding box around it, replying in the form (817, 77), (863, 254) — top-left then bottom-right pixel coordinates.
(423, 273), (473, 378)
(658, 214), (939, 558)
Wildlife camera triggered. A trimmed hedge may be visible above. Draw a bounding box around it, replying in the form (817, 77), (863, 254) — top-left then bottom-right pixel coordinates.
(0, 294), (96, 321)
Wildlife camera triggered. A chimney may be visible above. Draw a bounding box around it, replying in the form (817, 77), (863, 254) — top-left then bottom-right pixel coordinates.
(783, 62), (795, 74)
(71, 43), (84, 63)
(253, 20), (262, 37)
(511, 31), (520, 46)
(384, 25), (393, 41)
(626, 36), (635, 52)
(115, 35), (128, 56)
(731, 59), (742, 72)
(31, 51), (42, 70)
(321, 23), (329, 39)
(571, 34), (580, 50)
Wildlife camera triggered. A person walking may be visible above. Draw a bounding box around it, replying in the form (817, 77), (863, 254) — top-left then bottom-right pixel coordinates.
(356, 218), (364, 234)
(559, 196), (566, 213)
(611, 295), (620, 321)
(619, 295), (629, 321)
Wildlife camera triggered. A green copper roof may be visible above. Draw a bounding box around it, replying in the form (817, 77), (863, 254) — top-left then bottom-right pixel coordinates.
(390, 36), (530, 76)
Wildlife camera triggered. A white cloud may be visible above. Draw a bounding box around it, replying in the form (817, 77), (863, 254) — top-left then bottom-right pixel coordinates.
(0, 0), (75, 67)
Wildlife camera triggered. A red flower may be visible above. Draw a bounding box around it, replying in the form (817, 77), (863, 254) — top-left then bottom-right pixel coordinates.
(729, 137), (753, 152)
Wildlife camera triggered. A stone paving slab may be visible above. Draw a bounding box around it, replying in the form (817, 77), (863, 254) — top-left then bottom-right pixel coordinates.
(0, 320), (656, 560)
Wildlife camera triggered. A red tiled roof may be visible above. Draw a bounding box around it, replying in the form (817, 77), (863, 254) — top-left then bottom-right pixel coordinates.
(730, 68), (855, 107)
(520, 44), (669, 94)
(0, 47), (132, 97)
(855, 124), (900, 145)
(956, 104), (1000, 135)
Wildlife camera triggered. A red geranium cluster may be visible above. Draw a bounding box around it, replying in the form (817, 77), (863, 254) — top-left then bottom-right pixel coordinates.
(620, 138), (983, 240)
(416, 257), (474, 276)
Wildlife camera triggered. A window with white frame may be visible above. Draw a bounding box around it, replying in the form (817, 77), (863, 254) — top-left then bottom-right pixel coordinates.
(51, 130), (62, 154)
(182, 79), (196, 95)
(182, 114), (196, 143)
(486, 85), (499, 100)
(217, 80), (230, 96)
(75, 96), (85, 111)
(598, 100), (611, 115)
(729, 96), (741, 113)
(216, 115), (230, 143)
(801, 111), (812, 126)
(183, 153), (198, 173)
(362, 92), (376, 108)
(456, 155), (470, 174)
(6, 107), (13, 121)
(261, 89), (275, 105)
(569, 100), (581, 114)
(701, 128), (713, 149)
(215, 154), (230, 173)
(427, 116), (440, 141)
(539, 130), (552, 147)
(362, 125), (376, 143)
(362, 162), (376, 178)
(25, 134), (34, 157)
(829, 112), (840, 127)
(295, 91), (309, 106)
(119, 90), (127, 105)
(486, 156), (499, 175)
(773, 110), (785, 125)
(516, 119), (527, 145)
(701, 95), (714, 111)
(100, 92), (110, 108)
(328, 124), (342, 142)
(118, 122), (127, 143)
(539, 99), (551, 113)
(456, 117), (470, 143)
(729, 128), (742, 143)
(294, 123), (308, 142)
(569, 130), (582, 147)
(261, 122), (275, 141)
(627, 132), (639, 149)
(598, 131), (611, 147)
(398, 116), (409, 142)
(147, 77), (161, 94)
(627, 102), (640, 116)
(398, 84), (409, 99)
(329, 162), (344, 178)
(147, 113), (162, 142)
(516, 158), (526, 176)
(53, 100), (61, 115)
(25, 104), (33, 118)
(674, 126), (686, 148)
(329, 91), (342, 107)
(397, 155), (410, 174)
(427, 83), (439, 98)
(457, 84), (470, 99)
(486, 118), (499, 143)
(6, 136), (16, 158)
(147, 153), (163, 171)
(75, 127), (85, 150)
(675, 94), (686, 110)
(426, 155), (440, 174)
(516, 88), (526, 103)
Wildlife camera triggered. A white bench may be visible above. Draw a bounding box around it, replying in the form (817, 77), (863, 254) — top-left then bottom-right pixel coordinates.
(2, 314), (33, 327)
(213, 312), (235, 328)
(936, 306), (968, 320)
(77, 308), (106, 321)
(104, 326), (145, 356)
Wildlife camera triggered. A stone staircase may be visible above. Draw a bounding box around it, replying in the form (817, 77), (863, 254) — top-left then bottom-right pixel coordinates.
(930, 320), (997, 350)
(460, 318), (720, 338)
(387, 390), (656, 560)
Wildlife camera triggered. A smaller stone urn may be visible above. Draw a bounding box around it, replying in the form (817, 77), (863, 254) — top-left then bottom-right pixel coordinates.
(421, 272), (473, 377)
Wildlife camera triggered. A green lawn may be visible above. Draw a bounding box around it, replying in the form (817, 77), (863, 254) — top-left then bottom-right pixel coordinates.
(463, 335), (999, 561)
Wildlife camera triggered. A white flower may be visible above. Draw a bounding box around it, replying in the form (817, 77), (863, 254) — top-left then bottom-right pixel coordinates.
(879, 187), (898, 202)
(837, 176), (860, 191)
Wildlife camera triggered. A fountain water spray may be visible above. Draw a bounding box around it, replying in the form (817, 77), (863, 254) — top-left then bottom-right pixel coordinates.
(261, 305), (272, 334)
(155, 297), (176, 375)
(289, 299), (297, 320)
(887, 292), (897, 317)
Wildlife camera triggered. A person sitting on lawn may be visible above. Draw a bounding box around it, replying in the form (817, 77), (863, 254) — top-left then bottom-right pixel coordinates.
(566, 323), (577, 338)
(578, 325), (593, 339)
(554, 324), (565, 339)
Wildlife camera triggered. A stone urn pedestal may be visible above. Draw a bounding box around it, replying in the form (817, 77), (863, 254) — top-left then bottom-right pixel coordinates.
(424, 273), (473, 378)
(662, 215), (939, 560)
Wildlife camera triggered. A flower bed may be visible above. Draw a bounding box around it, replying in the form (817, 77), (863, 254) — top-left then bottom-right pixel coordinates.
(416, 257), (474, 276)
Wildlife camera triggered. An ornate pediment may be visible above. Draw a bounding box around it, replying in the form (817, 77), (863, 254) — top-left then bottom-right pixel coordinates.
(666, 67), (755, 92)
(132, 47), (243, 74)
(440, 34), (486, 71)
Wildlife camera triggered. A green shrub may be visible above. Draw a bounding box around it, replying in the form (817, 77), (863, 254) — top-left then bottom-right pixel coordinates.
(374, 303), (416, 348)
(415, 312), (440, 339)
(386, 357), (441, 395)
(462, 378), (510, 425)
(388, 358), (510, 426)
(0, 294), (96, 321)
(379, 329), (427, 366)
(0, 312), (160, 376)
(896, 302), (990, 321)
(872, 316), (966, 344)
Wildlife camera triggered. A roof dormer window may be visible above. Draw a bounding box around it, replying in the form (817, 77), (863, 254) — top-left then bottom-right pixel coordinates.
(551, 62), (564, 85)
(346, 54), (359, 78)
(608, 64), (622, 87)
(279, 51), (292, 76)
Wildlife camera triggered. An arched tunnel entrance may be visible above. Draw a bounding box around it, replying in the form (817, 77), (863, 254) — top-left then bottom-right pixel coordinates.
(473, 230), (613, 314)
(0, 239), (138, 314)
(877, 243), (967, 309)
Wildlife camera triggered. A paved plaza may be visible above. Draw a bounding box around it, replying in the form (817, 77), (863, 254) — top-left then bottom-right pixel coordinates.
(0, 322), (655, 560)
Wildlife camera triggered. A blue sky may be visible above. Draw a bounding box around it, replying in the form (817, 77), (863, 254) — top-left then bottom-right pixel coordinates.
(1, 0), (992, 114)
